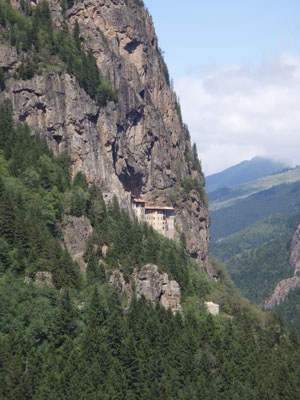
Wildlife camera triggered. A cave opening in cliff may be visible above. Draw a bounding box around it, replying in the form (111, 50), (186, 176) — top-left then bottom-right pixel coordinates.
(119, 165), (143, 198)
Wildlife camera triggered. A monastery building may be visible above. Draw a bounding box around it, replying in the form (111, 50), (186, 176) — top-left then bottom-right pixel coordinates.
(131, 196), (175, 239)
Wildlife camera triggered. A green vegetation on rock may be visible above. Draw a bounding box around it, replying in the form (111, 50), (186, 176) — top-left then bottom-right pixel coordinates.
(0, 0), (117, 105)
(0, 99), (81, 289)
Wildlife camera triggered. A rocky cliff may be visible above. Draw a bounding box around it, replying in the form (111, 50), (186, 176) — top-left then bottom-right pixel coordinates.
(0, 0), (209, 266)
(109, 264), (183, 314)
(264, 222), (300, 309)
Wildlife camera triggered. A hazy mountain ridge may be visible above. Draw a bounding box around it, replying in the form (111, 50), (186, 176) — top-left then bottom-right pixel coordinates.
(209, 165), (300, 211)
(206, 156), (289, 193)
(210, 179), (300, 242)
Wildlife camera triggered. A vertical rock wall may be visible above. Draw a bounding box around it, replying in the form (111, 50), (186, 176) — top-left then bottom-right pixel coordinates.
(0, 0), (210, 265)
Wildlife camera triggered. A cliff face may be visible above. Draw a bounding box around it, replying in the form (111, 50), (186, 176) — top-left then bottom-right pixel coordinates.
(290, 223), (300, 275)
(0, 0), (209, 265)
(109, 264), (183, 314)
(264, 222), (300, 309)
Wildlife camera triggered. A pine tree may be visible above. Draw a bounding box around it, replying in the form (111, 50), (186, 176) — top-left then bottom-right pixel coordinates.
(0, 191), (16, 247)
(84, 287), (105, 357)
(73, 171), (88, 190)
(53, 289), (77, 349)
(0, 67), (5, 91)
(53, 250), (81, 289)
(122, 334), (142, 398)
(105, 290), (125, 359)
(0, 99), (13, 151)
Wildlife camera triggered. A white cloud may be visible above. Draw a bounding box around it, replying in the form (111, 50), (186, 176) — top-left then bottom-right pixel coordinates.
(175, 53), (300, 175)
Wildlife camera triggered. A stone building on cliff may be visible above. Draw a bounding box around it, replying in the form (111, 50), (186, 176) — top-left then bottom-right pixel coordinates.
(131, 196), (175, 239)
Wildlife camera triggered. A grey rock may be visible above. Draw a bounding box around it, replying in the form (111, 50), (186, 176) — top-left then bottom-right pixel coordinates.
(1, 0), (210, 268)
(109, 264), (183, 314)
(205, 301), (220, 316)
(135, 264), (183, 314)
(264, 276), (300, 309)
(290, 222), (300, 275)
(264, 222), (300, 309)
(61, 215), (93, 271)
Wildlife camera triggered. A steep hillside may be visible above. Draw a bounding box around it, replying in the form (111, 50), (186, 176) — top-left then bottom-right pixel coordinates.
(211, 200), (300, 326)
(264, 222), (300, 309)
(274, 286), (300, 333)
(209, 164), (300, 316)
(210, 180), (300, 242)
(211, 213), (300, 262)
(206, 156), (288, 193)
(0, 0), (209, 264)
(224, 233), (294, 305)
(1, 103), (300, 399)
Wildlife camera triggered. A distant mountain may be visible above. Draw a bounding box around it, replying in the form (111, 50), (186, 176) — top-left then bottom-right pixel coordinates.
(209, 166), (300, 211)
(206, 156), (289, 193)
(210, 179), (300, 242)
(209, 159), (300, 332)
(211, 213), (300, 262)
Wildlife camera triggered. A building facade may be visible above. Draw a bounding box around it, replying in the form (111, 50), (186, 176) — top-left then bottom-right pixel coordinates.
(131, 196), (175, 239)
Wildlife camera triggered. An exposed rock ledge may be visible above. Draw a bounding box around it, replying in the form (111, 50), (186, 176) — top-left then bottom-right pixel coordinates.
(263, 276), (300, 309)
(264, 221), (300, 309)
(109, 264), (182, 314)
(290, 222), (300, 274)
(61, 215), (93, 272)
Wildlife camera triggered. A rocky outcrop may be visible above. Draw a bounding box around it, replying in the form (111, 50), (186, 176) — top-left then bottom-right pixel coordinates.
(160, 279), (182, 313)
(290, 222), (300, 274)
(136, 264), (182, 313)
(264, 222), (300, 309)
(109, 264), (183, 314)
(175, 191), (210, 263)
(1, 0), (210, 266)
(61, 215), (93, 271)
(0, 47), (21, 77)
(109, 270), (134, 300)
(263, 276), (300, 309)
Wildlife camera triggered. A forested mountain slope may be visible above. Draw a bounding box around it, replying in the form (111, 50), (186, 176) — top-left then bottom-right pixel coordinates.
(210, 180), (300, 242)
(211, 213), (299, 261)
(1, 100), (300, 399)
(210, 171), (300, 330)
(1, 0), (300, 398)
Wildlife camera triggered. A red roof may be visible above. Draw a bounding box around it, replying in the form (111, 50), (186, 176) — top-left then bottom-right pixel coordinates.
(133, 198), (146, 204)
(145, 206), (174, 211)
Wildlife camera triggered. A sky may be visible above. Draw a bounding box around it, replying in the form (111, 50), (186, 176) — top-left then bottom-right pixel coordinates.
(145, 1), (300, 175)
